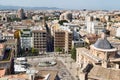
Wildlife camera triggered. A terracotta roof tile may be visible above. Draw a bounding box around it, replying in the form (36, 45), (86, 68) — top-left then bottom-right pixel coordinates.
(88, 66), (120, 80)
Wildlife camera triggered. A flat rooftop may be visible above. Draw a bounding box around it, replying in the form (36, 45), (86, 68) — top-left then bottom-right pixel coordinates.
(0, 70), (58, 80)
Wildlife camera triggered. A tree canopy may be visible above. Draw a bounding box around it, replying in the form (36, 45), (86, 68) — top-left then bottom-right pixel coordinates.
(71, 47), (76, 61)
(31, 47), (39, 54)
(55, 47), (62, 52)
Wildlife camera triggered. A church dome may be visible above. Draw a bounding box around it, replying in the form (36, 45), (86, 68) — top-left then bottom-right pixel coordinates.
(94, 38), (113, 49)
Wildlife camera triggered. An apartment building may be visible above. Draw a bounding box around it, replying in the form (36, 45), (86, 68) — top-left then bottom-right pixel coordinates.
(53, 30), (72, 53)
(65, 31), (72, 53)
(54, 30), (65, 52)
(32, 30), (47, 52)
(20, 29), (33, 51)
(86, 16), (105, 34)
(2, 30), (15, 40)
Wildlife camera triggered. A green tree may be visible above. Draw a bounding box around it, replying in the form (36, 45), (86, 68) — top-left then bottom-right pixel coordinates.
(31, 47), (38, 53)
(58, 20), (68, 25)
(55, 47), (62, 52)
(71, 47), (76, 61)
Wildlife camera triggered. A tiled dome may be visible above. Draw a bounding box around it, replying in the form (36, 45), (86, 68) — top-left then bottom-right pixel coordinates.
(94, 38), (113, 49)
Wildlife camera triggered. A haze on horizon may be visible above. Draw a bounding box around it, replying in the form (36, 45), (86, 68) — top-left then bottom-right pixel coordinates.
(0, 0), (120, 10)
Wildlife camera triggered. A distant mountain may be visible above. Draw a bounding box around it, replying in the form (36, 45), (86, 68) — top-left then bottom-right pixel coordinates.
(0, 5), (61, 10)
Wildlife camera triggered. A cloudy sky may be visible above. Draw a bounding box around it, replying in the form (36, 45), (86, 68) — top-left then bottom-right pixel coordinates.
(0, 0), (120, 10)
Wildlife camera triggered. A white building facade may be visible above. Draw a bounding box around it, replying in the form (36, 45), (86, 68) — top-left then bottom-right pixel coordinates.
(20, 29), (33, 51)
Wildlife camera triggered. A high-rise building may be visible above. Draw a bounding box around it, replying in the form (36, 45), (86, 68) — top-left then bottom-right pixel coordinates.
(17, 8), (25, 19)
(32, 30), (47, 52)
(31, 13), (53, 52)
(53, 30), (72, 53)
(65, 31), (72, 53)
(53, 30), (65, 52)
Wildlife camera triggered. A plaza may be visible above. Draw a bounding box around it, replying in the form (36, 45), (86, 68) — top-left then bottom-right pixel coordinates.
(26, 53), (79, 80)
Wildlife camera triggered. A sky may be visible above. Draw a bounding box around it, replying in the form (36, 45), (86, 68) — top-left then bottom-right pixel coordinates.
(0, 0), (120, 10)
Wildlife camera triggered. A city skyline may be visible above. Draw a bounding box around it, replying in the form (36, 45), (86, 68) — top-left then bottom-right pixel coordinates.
(0, 0), (120, 10)
(0, 1), (120, 80)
